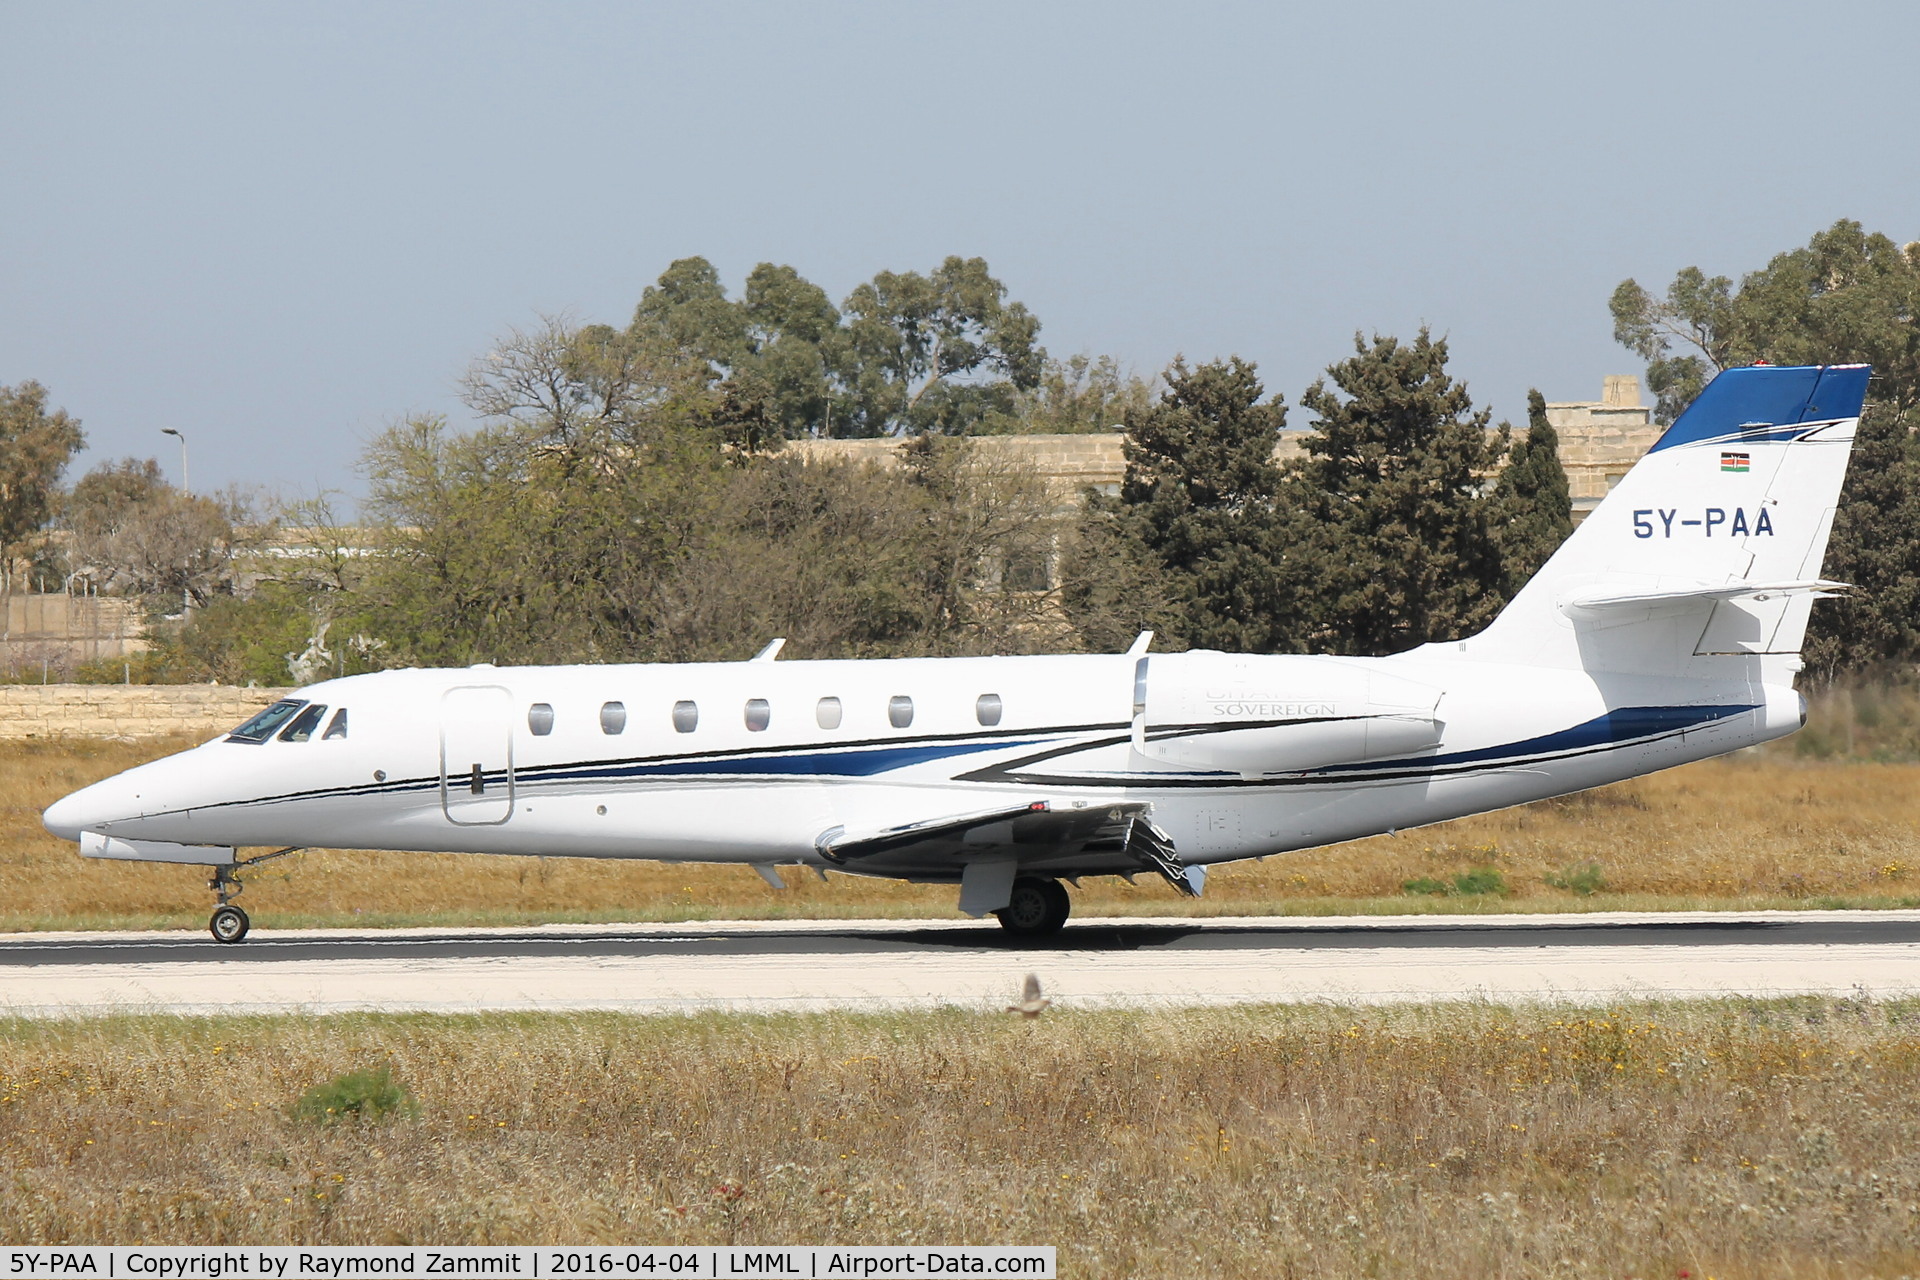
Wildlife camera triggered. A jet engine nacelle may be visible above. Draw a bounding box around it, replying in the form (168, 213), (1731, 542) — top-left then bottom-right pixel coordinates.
(1136, 651), (1443, 776)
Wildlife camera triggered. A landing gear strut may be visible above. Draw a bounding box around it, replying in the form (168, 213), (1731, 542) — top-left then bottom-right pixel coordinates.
(205, 847), (303, 944)
(995, 877), (1071, 940)
(207, 864), (250, 943)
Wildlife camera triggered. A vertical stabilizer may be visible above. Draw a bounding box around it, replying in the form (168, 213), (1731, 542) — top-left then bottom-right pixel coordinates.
(1449, 364), (1869, 679)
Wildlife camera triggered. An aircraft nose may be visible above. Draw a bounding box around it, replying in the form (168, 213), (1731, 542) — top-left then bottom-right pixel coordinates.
(43, 777), (134, 842)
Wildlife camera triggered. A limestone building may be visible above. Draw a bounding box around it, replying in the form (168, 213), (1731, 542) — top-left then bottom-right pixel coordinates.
(1544, 375), (1658, 520)
(786, 375), (1656, 525)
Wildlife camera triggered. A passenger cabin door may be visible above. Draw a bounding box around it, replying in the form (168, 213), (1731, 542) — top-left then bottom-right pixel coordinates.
(440, 685), (514, 825)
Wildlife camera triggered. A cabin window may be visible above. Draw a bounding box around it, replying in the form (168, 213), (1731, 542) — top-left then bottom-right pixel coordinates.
(672, 700), (699, 733)
(745, 698), (771, 732)
(322, 708), (348, 740)
(600, 701), (627, 735)
(528, 703), (555, 736)
(227, 699), (306, 744)
(975, 693), (1003, 726)
(278, 703), (328, 743)
(888, 695), (914, 729)
(816, 696), (843, 730)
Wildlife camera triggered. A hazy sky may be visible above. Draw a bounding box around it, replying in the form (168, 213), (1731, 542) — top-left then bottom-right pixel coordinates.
(5, 1), (1916, 503)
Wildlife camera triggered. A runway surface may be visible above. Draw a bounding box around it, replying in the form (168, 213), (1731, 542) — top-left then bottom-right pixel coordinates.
(4, 909), (1920, 1016)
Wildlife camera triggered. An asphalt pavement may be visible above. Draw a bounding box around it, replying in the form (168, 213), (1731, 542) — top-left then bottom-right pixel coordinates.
(3, 911), (1917, 1016)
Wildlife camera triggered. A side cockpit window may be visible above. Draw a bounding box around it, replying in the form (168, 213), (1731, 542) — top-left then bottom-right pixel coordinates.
(227, 699), (306, 744)
(322, 708), (348, 740)
(278, 703), (328, 743)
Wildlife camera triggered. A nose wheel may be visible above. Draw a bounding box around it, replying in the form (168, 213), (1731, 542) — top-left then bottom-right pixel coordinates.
(209, 903), (250, 943)
(204, 847), (303, 944)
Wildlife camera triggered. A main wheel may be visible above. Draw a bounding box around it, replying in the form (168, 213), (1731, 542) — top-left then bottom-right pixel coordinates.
(995, 877), (1070, 939)
(209, 904), (250, 944)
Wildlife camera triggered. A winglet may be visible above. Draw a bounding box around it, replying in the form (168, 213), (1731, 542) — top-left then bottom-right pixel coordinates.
(1126, 631), (1154, 655)
(750, 638), (786, 662)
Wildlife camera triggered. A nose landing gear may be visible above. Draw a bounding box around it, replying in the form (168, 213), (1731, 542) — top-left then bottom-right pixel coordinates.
(205, 847), (304, 944)
(210, 900), (249, 943)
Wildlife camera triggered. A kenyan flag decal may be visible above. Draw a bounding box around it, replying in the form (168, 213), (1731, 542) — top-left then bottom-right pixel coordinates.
(1721, 451), (1750, 472)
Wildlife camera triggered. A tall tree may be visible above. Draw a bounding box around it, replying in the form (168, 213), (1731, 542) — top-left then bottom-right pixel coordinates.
(1610, 220), (1920, 677)
(1609, 269), (1735, 423)
(1062, 357), (1292, 653)
(1491, 388), (1574, 594)
(0, 381), (85, 571)
(628, 256), (749, 373)
(1289, 330), (1510, 655)
(626, 256), (853, 443)
(617, 255), (1053, 439)
(734, 262), (847, 440)
(841, 256), (1045, 436)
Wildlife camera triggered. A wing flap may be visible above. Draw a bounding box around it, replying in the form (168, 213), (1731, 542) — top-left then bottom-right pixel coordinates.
(817, 801), (1202, 896)
(819, 800), (1143, 864)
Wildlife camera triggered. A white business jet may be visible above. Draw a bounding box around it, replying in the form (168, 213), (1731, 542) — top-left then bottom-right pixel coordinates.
(44, 364), (1871, 943)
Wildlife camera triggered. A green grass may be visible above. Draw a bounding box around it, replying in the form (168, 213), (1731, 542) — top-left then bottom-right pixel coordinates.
(290, 1064), (418, 1126)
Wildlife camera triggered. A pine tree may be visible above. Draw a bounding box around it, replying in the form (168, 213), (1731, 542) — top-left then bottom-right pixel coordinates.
(1492, 388), (1573, 594)
(1289, 330), (1509, 655)
(1061, 357), (1292, 652)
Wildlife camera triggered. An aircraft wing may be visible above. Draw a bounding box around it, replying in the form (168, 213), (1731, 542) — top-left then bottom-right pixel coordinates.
(817, 800), (1202, 895)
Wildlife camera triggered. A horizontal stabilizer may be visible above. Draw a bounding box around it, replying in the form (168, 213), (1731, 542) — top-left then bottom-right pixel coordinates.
(1560, 579), (1852, 617)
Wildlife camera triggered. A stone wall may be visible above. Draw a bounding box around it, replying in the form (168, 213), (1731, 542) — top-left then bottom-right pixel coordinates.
(0, 684), (293, 740)
(2, 593), (150, 675)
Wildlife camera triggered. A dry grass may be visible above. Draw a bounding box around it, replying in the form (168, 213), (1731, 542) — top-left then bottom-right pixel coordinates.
(2, 1001), (1918, 1276)
(1797, 682), (1920, 761)
(6, 734), (1920, 932)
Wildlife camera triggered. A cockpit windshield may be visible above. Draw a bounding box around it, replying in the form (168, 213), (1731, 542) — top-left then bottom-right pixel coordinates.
(227, 699), (307, 744)
(278, 703), (328, 742)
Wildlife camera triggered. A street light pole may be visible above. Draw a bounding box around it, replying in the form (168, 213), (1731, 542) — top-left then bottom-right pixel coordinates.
(160, 428), (188, 493)
(159, 428), (191, 614)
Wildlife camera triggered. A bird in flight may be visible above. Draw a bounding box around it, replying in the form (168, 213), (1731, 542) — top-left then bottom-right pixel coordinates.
(1007, 973), (1051, 1018)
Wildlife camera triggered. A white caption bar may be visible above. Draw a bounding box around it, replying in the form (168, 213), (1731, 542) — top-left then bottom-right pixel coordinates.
(1, 1248), (1055, 1280)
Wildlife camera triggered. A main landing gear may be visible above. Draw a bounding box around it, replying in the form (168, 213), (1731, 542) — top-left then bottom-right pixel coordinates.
(206, 847), (304, 944)
(995, 877), (1071, 940)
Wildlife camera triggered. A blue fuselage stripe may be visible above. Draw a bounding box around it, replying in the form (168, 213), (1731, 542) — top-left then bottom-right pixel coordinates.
(565, 737), (1043, 779)
(1308, 704), (1756, 775)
